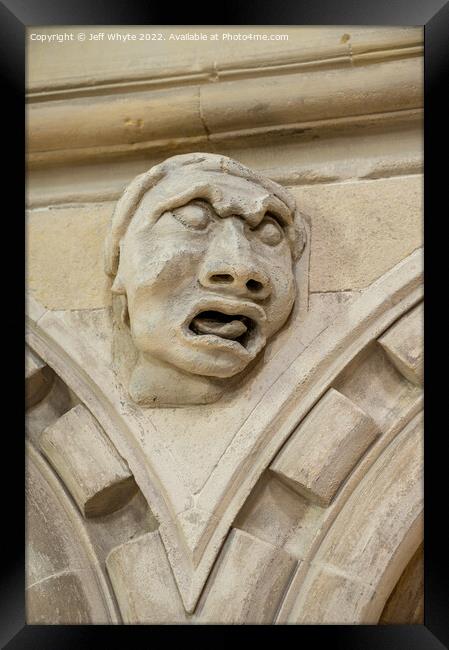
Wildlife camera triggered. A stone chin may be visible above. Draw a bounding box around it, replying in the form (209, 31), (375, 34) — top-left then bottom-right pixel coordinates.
(124, 296), (288, 406)
(124, 299), (271, 406)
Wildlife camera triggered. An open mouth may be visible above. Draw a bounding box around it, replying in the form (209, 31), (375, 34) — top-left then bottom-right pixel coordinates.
(189, 310), (255, 349)
(182, 297), (267, 360)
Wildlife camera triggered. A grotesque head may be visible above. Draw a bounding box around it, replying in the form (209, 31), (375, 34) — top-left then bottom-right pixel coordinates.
(105, 153), (306, 406)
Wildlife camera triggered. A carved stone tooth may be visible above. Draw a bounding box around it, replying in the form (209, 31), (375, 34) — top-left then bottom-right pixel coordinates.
(106, 532), (187, 623)
(26, 346), (54, 409)
(270, 388), (381, 507)
(197, 528), (296, 624)
(40, 404), (138, 518)
(378, 302), (423, 386)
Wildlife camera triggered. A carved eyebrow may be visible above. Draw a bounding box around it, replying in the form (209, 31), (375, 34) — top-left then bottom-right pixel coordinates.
(261, 211), (286, 228)
(155, 193), (293, 229)
(207, 195), (293, 229)
(243, 203), (292, 230)
(264, 196), (294, 228)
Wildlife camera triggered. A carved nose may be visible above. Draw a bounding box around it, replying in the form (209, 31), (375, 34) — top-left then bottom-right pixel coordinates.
(202, 266), (271, 299)
(199, 218), (272, 299)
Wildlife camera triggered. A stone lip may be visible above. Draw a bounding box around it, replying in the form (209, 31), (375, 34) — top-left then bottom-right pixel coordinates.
(190, 312), (250, 341)
(181, 295), (267, 361)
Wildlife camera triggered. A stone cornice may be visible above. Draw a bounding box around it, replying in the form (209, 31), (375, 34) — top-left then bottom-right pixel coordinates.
(27, 29), (422, 99)
(28, 40), (422, 101)
(26, 48), (423, 169)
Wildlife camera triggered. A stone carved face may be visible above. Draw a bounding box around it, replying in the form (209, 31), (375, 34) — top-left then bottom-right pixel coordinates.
(105, 154), (305, 406)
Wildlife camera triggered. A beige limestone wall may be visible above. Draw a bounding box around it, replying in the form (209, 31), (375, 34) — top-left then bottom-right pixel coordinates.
(27, 175), (422, 310)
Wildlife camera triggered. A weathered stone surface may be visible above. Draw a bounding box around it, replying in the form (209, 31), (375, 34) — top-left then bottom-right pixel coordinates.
(291, 175), (422, 292)
(26, 443), (116, 623)
(379, 543), (423, 624)
(26, 374), (74, 447)
(27, 123), (423, 209)
(202, 59), (421, 137)
(26, 573), (94, 624)
(270, 388), (380, 506)
(197, 529), (296, 624)
(287, 570), (378, 625)
(274, 335), (423, 622)
(40, 404), (137, 518)
(27, 25), (422, 92)
(333, 339), (422, 431)
(106, 532), (187, 623)
(27, 203), (113, 310)
(26, 28), (422, 170)
(28, 85), (205, 155)
(234, 475), (311, 549)
(379, 302), (423, 386)
(84, 490), (160, 567)
(27, 27), (420, 93)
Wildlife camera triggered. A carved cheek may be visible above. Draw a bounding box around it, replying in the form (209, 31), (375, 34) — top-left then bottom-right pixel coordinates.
(276, 271), (296, 309)
(264, 264), (296, 332)
(125, 241), (204, 296)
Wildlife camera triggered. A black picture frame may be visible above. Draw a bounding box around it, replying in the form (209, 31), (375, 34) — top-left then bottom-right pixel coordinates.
(4, 1), (448, 647)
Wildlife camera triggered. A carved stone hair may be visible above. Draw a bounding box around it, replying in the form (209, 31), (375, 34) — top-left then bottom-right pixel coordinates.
(104, 152), (307, 278)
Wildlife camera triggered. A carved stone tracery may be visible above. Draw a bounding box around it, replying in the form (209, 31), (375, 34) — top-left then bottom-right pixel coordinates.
(26, 247), (423, 622)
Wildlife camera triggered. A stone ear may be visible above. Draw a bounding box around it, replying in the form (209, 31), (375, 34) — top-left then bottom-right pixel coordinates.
(292, 212), (309, 261)
(111, 277), (130, 328)
(117, 294), (130, 328)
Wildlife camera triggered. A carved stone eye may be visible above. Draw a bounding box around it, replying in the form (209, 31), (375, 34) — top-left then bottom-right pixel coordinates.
(171, 201), (211, 230)
(253, 215), (284, 246)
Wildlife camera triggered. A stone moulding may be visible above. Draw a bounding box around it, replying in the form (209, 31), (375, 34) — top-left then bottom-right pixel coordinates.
(26, 56), (423, 168)
(27, 28), (422, 97)
(26, 248), (423, 613)
(278, 413), (423, 623)
(26, 442), (120, 623)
